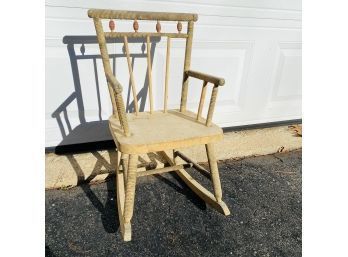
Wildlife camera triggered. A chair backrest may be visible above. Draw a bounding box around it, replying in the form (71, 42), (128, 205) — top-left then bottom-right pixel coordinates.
(88, 9), (198, 136)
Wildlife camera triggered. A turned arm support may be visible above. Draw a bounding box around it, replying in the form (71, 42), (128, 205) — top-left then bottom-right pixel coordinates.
(105, 72), (131, 136)
(105, 72), (123, 94)
(185, 70), (225, 86)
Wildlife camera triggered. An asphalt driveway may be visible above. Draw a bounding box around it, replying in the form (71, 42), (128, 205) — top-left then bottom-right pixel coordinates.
(46, 150), (302, 257)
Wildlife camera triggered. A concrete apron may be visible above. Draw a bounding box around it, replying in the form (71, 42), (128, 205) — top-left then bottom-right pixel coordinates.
(45, 125), (301, 189)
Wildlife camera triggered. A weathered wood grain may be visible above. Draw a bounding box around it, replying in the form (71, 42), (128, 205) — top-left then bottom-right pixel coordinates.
(88, 9), (198, 21)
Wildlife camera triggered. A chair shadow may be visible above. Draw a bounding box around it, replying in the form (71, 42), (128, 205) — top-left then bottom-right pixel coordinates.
(64, 150), (207, 236)
(81, 175), (119, 233)
(66, 150), (119, 233)
(154, 172), (207, 211)
(52, 35), (160, 153)
(45, 245), (57, 257)
(50, 35), (160, 232)
(146, 152), (207, 211)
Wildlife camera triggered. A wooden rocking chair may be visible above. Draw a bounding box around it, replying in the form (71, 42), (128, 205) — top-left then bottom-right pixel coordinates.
(88, 9), (230, 241)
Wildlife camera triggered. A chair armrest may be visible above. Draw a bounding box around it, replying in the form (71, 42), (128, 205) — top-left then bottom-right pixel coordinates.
(185, 70), (225, 86)
(184, 70), (224, 127)
(105, 72), (123, 94)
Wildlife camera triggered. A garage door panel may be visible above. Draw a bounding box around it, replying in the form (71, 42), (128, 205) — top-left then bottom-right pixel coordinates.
(45, 1), (301, 147)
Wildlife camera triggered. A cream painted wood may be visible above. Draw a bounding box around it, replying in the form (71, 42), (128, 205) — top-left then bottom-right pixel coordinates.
(45, 0), (301, 149)
(146, 36), (154, 113)
(174, 150), (211, 177)
(164, 37), (171, 113)
(88, 9), (232, 241)
(136, 163), (192, 177)
(123, 154), (137, 223)
(123, 36), (139, 115)
(115, 151), (129, 240)
(104, 32), (188, 38)
(109, 110), (223, 154)
(205, 143), (222, 202)
(120, 153), (128, 186)
(197, 81), (208, 121)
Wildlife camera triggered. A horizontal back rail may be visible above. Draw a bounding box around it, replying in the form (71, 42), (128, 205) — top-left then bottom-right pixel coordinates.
(88, 9), (198, 21)
(104, 32), (188, 38)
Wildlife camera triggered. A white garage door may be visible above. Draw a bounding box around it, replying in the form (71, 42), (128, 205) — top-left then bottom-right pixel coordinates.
(45, 0), (302, 147)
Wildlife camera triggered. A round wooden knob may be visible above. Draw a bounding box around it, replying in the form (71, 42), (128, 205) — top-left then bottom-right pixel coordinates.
(133, 19), (139, 32)
(177, 21), (182, 33)
(156, 21), (161, 33)
(109, 19), (115, 32)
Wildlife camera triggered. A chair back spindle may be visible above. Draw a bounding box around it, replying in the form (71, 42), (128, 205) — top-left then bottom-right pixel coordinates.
(146, 36), (154, 113)
(123, 36), (139, 115)
(197, 81), (208, 121)
(164, 37), (171, 113)
(88, 9), (199, 136)
(180, 21), (194, 113)
(206, 85), (219, 127)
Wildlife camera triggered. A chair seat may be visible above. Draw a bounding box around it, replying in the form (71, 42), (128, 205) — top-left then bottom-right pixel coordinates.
(109, 109), (223, 154)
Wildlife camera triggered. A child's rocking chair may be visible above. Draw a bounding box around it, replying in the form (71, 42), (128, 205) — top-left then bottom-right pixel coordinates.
(88, 9), (230, 241)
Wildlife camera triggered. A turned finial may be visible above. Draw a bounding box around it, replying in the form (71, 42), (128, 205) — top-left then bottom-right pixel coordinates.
(133, 19), (139, 32)
(109, 19), (115, 32)
(156, 21), (161, 33)
(177, 21), (182, 33)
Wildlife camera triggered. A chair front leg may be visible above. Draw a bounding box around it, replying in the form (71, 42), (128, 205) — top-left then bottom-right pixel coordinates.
(120, 153), (129, 187)
(122, 154), (138, 241)
(205, 143), (222, 203)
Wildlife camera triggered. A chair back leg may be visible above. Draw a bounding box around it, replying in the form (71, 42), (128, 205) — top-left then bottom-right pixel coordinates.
(205, 143), (222, 203)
